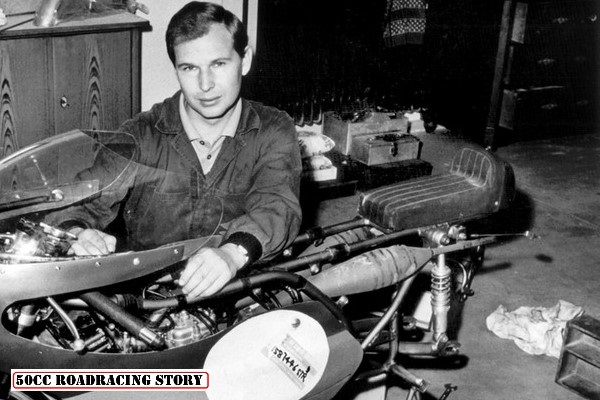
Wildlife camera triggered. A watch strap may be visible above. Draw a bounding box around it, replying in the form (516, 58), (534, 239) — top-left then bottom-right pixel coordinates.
(221, 232), (262, 265)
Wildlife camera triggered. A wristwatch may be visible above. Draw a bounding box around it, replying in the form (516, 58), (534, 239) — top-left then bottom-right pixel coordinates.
(234, 244), (250, 265)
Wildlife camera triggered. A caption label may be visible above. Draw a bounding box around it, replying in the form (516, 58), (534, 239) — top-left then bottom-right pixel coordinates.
(11, 369), (209, 391)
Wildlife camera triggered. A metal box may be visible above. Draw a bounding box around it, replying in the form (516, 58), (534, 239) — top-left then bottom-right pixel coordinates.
(323, 112), (409, 155)
(556, 314), (600, 399)
(351, 133), (421, 166)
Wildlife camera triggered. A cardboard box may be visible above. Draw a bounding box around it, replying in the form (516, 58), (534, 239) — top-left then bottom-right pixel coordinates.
(323, 111), (409, 155)
(351, 133), (421, 166)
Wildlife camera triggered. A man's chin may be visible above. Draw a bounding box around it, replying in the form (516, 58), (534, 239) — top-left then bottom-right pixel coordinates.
(197, 107), (228, 121)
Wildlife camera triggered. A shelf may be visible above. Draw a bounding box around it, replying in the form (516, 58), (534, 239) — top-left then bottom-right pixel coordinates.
(0, 11), (150, 38)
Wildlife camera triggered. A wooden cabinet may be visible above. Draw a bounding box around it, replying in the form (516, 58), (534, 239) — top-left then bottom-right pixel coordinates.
(0, 12), (150, 158)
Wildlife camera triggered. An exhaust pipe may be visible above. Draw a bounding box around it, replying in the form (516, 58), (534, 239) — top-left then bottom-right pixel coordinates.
(306, 245), (434, 297)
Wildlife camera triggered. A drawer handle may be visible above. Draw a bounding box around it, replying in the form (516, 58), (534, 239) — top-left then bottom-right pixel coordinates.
(537, 58), (556, 66)
(541, 103), (558, 111)
(60, 96), (70, 109)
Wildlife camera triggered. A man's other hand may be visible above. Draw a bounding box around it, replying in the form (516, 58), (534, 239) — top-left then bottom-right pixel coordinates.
(178, 244), (246, 299)
(68, 228), (117, 256)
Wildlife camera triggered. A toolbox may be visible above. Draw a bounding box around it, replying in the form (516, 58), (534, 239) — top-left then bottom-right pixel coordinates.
(323, 111), (409, 155)
(351, 133), (421, 166)
(556, 313), (600, 399)
(300, 150), (432, 205)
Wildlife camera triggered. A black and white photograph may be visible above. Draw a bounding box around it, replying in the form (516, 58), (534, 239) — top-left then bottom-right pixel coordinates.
(0, 0), (598, 399)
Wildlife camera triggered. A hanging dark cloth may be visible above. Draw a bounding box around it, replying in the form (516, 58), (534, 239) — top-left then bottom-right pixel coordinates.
(383, 0), (428, 47)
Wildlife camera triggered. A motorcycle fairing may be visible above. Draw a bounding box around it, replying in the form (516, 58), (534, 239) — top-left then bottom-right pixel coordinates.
(0, 241), (206, 302)
(204, 306), (362, 400)
(4, 301), (361, 400)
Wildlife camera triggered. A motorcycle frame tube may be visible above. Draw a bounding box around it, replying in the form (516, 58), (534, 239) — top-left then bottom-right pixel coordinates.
(361, 274), (416, 350)
(272, 227), (422, 273)
(292, 218), (373, 246)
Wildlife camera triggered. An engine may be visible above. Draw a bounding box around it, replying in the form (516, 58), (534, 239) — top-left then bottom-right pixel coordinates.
(5, 285), (224, 355)
(0, 219), (232, 354)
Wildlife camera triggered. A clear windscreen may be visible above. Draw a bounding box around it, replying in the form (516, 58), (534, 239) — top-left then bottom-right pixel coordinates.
(0, 130), (135, 219)
(0, 130), (223, 258)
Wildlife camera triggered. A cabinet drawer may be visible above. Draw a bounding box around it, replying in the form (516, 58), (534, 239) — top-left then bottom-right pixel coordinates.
(500, 86), (572, 132)
(511, 45), (568, 88)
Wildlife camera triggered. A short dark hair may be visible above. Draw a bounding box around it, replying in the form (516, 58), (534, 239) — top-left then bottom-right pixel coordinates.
(166, 2), (249, 65)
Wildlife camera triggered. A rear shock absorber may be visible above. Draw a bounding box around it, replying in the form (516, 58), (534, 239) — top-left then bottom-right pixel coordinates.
(431, 252), (452, 345)
(420, 227), (452, 346)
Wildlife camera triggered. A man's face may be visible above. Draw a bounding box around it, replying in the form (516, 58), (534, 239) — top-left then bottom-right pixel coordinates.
(174, 23), (252, 123)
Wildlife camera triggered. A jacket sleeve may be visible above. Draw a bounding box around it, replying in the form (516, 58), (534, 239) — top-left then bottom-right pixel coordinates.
(221, 112), (302, 262)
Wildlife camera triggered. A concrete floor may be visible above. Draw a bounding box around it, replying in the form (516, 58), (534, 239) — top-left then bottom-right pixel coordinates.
(314, 130), (600, 400)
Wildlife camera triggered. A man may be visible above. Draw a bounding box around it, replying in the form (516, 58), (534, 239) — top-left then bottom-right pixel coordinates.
(58, 2), (302, 299)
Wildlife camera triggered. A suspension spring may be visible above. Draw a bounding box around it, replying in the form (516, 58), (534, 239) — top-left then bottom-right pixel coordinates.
(431, 253), (452, 342)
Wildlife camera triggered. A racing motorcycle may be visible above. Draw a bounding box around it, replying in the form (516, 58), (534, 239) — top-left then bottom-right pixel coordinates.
(0, 129), (515, 400)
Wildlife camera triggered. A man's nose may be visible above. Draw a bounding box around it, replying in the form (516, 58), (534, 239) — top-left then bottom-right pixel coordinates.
(199, 69), (215, 92)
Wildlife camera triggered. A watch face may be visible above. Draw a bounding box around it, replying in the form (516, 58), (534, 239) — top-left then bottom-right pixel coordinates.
(236, 245), (249, 262)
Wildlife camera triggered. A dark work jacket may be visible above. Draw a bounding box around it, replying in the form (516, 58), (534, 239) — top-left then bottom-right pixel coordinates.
(51, 92), (302, 261)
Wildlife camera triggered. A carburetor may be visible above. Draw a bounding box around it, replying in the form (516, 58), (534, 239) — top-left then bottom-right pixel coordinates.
(165, 310), (214, 348)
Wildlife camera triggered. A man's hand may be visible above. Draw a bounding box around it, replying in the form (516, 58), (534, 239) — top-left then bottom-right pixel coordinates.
(178, 244), (246, 299)
(68, 228), (117, 256)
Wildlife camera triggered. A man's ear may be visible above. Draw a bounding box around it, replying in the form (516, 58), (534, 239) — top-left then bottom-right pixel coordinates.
(241, 46), (253, 76)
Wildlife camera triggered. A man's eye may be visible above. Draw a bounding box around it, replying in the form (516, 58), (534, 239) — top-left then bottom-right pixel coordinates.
(213, 61), (226, 68)
(180, 65), (196, 72)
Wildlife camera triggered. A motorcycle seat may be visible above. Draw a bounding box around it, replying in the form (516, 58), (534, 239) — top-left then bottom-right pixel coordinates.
(358, 145), (515, 231)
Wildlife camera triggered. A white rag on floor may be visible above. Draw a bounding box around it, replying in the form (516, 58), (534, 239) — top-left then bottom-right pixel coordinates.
(486, 300), (583, 358)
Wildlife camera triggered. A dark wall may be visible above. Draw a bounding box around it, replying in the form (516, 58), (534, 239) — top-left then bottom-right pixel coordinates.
(243, 0), (505, 143)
